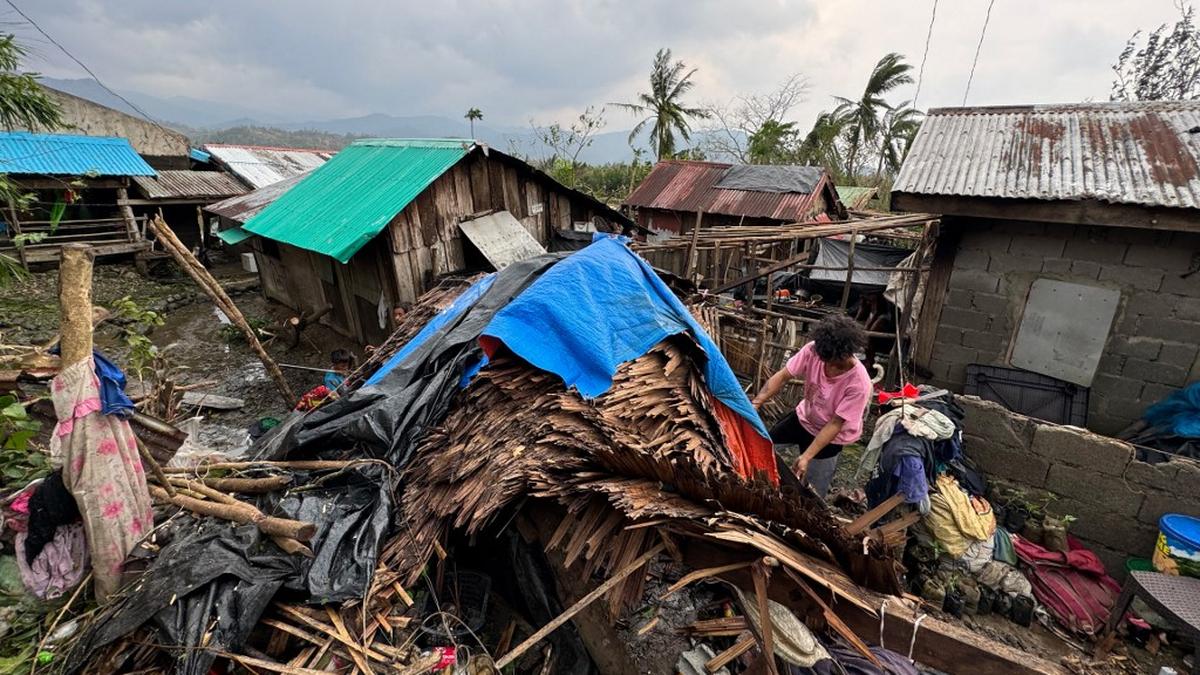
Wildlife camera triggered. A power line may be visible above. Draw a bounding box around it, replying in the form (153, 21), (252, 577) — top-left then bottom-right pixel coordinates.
(4, 0), (176, 137)
(962, 0), (997, 106)
(912, 0), (938, 109)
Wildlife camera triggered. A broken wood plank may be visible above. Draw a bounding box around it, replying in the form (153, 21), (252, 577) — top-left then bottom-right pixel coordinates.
(706, 636), (755, 673)
(845, 493), (904, 535)
(660, 560), (755, 599)
(751, 563), (779, 675)
(495, 542), (665, 670)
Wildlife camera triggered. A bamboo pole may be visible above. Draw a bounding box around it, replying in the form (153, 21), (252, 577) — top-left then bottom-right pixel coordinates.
(149, 214), (296, 407)
(149, 484), (316, 541)
(839, 235), (857, 309)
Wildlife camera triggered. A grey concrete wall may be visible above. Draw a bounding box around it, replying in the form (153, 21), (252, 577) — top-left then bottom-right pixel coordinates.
(39, 88), (190, 162)
(960, 395), (1200, 578)
(928, 218), (1200, 435)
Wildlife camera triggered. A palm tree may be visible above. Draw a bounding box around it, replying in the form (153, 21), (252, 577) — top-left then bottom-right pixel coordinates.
(612, 48), (709, 160)
(874, 102), (922, 179)
(464, 107), (483, 138)
(796, 112), (848, 180)
(833, 53), (913, 181)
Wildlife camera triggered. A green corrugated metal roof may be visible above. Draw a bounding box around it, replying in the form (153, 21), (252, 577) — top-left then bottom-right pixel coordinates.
(242, 139), (474, 262)
(217, 226), (253, 245)
(835, 185), (878, 210)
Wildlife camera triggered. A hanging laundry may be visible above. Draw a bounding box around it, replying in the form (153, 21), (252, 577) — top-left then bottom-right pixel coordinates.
(899, 407), (956, 441)
(50, 358), (154, 601)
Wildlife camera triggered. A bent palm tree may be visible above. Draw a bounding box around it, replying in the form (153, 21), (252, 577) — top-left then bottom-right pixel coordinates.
(834, 53), (913, 180)
(464, 107), (483, 138)
(874, 102), (923, 179)
(796, 112), (848, 180)
(612, 48), (709, 160)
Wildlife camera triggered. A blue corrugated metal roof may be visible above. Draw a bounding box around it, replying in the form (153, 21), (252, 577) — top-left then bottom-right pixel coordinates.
(189, 147), (212, 163)
(0, 132), (156, 177)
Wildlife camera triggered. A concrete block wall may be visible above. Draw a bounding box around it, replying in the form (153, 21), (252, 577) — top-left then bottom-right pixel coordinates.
(927, 218), (1200, 435)
(959, 395), (1200, 577)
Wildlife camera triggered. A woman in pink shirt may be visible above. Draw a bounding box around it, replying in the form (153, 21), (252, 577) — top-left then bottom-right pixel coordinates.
(751, 315), (871, 498)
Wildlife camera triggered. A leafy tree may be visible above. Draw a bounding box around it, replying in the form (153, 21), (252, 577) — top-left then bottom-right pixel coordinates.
(0, 35), (65, 285)
(795, 112), (848, 180)
(464, 107), (483, 137)
(874, 102), (922, 179)
(747, 119), (798, 165)
(532, 106), (606, 188)
(702, 73), (808, 162)
(833, 52), (913, 180)
(612, 48), (709, 160)
(1112, 4), (1200, 101)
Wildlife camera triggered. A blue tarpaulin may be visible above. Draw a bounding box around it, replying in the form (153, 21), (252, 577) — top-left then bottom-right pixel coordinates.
(479, 236), (769, 439)
(1143, 381), (1200, 438)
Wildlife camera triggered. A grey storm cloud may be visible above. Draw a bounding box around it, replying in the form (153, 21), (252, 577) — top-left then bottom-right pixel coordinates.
(5, 0), (1191, 127)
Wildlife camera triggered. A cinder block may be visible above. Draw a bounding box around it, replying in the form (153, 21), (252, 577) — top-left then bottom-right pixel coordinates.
(939, 306), (991, 332)
(1125, 242), (1197, 271)
(1031, 424), (1134, 474)
(1070, 510), (1158, 557)
(1129, 290), (1178, 321)
(969, 291), (1010, 316)
(1158, 341), (1199, 369)
(953, 246), (991, 269)
(1104, 227), (1169, 246)
(988, 252), (1045, 274)
(969, 443), (1051, 487)
(961, 329), (1007, 354)
(1064, 236), (1127, 264)
(1124, 358), (1190, 386)
(1090, 372), (1143, 398)
(1175, 296), (1200, 322)
(1087, 413), (1137, 438)
(1069, 260), (1103, 280)
(1009, 233), (1066, 258)
(1160, 272), (1200, 297)
(1099, 264), (1165, 291)
(934, 325), (965, 346)
(958, 395), (1037, 449)
(949, 267), (1002, 294)
(945, 288), (973, 309)
(1045, 464), (1145, 517)
(1137, 316), (1200, 344)
(1107, 336), (1163, 360)
(1173, 462), (1200, 501)
(931, 342), (981, 367)
(1125, 460), (1179, 492)
(1138, 491), (1200, 526)
(1138, 382), (1178, 408)
(1042, 258), (1072, 275)
(1095, 352), (1127, 377)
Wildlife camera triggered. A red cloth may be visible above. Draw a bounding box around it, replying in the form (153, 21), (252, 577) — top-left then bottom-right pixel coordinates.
(710, 395), (779, 485)
(1013, 534), (1121, 634)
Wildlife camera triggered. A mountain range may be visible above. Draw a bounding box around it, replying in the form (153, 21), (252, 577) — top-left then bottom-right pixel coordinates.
(41, 77), (732, 164)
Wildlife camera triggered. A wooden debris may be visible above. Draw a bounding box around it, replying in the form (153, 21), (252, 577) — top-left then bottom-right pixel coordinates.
(148, 485), (315, 541)
(706, 636), (756, 673)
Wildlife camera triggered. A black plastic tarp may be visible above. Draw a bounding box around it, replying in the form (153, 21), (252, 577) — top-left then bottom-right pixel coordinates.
(713, 164), (825, 194)
(809, 238), (912, 288)
(64, 520), (296, 675)
(254, 253), (565, 467)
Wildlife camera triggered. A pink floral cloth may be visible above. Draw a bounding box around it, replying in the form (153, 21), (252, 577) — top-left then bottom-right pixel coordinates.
(49, 358), (153, 601)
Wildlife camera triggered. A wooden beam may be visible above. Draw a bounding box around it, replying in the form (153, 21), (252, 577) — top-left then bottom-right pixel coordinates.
(845, 493), (905, 535)
(891, 192), (1197, 233)
(839, 234), (857, 309)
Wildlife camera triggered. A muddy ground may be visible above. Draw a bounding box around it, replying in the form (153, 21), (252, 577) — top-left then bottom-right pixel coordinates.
(2, 256), (355, 457)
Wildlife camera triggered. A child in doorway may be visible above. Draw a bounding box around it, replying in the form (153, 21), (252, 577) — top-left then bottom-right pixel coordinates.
(324, 349), (354, 391)
(751, 314), (871, 498)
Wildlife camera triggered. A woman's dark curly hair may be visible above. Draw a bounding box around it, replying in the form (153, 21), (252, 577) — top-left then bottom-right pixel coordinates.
(810, 314), (866, 362)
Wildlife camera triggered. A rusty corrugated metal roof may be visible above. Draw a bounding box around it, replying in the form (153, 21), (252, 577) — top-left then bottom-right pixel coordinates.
(132, 170), (248, 200)
(202, 143), (335, 189)
(622, 160), (833, 221)
(205, 170), (311, 224)
(893, 101), (1200, 210)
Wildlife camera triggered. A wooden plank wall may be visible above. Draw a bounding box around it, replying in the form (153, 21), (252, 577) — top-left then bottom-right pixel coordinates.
(385, 152), (604, 306)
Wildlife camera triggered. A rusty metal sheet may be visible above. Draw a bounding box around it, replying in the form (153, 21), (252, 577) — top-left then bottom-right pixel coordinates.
(457, 210), (547, 270)
(894, 101), (1200, 212)
(623, 160), (831, 222)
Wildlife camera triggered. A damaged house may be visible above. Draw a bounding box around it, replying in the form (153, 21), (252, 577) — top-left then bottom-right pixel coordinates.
(622, 160), (846, 235)
(228, 138), (634, 345)
(892, 101), (1200, 575)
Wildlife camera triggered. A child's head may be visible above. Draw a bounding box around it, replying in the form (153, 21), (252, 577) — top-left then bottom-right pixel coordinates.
(811, 314), (866, 364)
(330, 349), (353, 372)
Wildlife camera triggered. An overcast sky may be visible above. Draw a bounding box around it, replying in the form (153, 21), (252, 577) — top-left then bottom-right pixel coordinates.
(8, 0), (1188, 130)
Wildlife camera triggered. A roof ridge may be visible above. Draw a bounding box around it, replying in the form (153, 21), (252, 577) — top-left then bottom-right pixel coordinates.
(203, 143), (337, 153)
(928, 101), (1200, 116)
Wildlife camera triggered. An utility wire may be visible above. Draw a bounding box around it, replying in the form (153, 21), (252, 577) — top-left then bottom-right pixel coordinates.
(962, 0), (997, 105)
(912, 0), (938, 109)
(5, 0), (176, 137)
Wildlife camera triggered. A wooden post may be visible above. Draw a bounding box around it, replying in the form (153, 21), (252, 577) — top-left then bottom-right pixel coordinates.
(6, 201), (28, 270)
(196, 205), (207, 251)
(59, 244), (94, 368)
(115, 187), (140, 242)
(684, 211), (704, 283)
(839, 232), (857, 309)
(149, 215), (297, 407)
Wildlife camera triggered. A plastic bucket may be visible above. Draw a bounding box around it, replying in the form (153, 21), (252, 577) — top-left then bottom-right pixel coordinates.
(1152, 514), (1200, 578)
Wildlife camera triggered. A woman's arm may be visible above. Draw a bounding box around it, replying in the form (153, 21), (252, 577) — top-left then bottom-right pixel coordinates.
(793, 416), (845, 476)
(751, 367), (794, 408)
